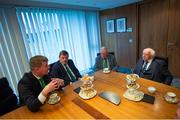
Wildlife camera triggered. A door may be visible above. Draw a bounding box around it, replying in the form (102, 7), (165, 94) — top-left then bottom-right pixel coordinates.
(167, 0), (180, 76)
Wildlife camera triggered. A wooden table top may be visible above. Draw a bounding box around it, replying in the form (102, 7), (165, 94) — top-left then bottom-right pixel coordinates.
(1, 71), (180, 119)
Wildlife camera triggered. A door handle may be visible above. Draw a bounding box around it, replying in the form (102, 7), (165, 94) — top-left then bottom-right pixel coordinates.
(167, 43), (175, 46)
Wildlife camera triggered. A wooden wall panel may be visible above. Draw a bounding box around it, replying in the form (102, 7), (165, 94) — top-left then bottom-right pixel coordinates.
(100, 0), (180, 76)
(100, 4), (137, 68)
(167, 0), (180, 76)
(138, 0), (169, 57)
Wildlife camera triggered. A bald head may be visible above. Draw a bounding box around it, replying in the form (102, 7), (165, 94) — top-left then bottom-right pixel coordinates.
(142, 48), (155, 61)
(101, 47), (108, 58)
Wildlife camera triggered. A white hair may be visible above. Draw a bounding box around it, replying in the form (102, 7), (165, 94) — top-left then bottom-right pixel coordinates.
(143, 48), (156, 58)
(101, 46), (107, 52)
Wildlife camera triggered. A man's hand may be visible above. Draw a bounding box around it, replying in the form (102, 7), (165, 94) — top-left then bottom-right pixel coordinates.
(41, 78), (64, 97)
(52, 78), (64, 88)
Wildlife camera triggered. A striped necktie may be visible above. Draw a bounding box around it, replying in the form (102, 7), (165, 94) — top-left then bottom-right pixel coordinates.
(64, 64), (76, 82)
(39, 78), (46, 88)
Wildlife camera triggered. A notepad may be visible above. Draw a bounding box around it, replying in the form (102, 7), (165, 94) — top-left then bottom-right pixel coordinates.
(142, 94), (155, 104)
(74, 87), (81, 94)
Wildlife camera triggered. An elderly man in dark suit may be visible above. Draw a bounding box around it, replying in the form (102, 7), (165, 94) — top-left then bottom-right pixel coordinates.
(18, 55), (64, 112)
(50, 50), (81, 86)
(133, 48), (173, 85)
(94, 47), (117, 71)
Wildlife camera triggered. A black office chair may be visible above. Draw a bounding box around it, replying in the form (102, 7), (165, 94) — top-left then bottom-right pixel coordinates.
(0, 77), (18, 116)
(154, 56), (168, 67)
(154, 56), (173, 85)
(97, 52), (115, 56)
(48, 62), (56, 74)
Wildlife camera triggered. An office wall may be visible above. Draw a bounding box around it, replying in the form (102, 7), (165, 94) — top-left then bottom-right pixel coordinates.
(100, 0), (180, 76)
(100, 4), (138, 68)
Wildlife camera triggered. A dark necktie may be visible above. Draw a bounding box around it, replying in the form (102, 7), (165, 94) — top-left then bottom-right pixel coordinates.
(64, 64), (76, 82)
(39, 78), (46, 88)
(142, 61), (148, 73)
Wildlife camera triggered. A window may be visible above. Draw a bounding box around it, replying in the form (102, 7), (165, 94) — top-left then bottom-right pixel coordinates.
(16, 8), (100, 72)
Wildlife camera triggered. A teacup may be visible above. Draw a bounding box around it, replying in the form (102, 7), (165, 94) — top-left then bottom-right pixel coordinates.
(103, 68), (110, 73)
(147, 86), (156, 93)
(128, 88), (136, 95)
(49, 93), (58, 102)
(166, 92), (176, 98)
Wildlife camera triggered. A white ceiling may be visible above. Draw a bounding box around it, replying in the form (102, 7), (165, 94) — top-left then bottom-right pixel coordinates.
(0, 0), (142, 10)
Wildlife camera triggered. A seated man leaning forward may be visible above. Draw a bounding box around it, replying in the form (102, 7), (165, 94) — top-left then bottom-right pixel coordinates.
(18, 55), (64, 112)
(50, 50), (81, 86)
(133, 48), (173, 85)
(94, 46), (117, 71)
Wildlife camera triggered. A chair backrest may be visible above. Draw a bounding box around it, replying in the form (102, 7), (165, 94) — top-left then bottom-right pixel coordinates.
(48, 62), (56, 74)
(154, 56), (168, 67)
(97, 52), (115, 56)
(0, 77), (18, 116)
(116, 66), (132, 74)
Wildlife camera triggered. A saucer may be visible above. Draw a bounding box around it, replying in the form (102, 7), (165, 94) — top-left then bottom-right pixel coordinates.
(48, 96), (60, 105)
(103, 70), (110, 74)
(79, 89), (97, 99)
(164, 95), (179, 104)
(126, 83), (140, 89)
(123, 88), (144, 101)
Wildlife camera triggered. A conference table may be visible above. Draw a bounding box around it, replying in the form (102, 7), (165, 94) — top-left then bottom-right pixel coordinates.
(1, 71), (180, 119)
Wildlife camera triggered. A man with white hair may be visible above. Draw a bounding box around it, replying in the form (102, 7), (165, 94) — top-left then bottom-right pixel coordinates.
(94, 47), (117, 71)
(133, 48), (173, 85)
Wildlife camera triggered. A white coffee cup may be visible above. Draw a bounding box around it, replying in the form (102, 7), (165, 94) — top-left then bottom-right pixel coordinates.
(147, 86), (156, 93)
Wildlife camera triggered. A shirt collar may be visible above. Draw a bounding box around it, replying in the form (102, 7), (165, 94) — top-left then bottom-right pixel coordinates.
(32, 73), (41, 80)
(147, 59), (153, 64)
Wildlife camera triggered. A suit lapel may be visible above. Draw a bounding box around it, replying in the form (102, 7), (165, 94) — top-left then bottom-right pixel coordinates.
(28, 72), (42, 92)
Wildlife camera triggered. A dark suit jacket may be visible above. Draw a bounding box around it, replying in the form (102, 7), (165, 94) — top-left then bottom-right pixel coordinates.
(18, 72), (51, 112)
(133, 58), (173, 85)
(94, 54), (117, 71)
(50, 59), (81, 86)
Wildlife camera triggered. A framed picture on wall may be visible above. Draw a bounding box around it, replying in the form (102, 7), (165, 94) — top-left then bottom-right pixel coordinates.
(106, 19), (114, 33)
(116, 18), (126, 32)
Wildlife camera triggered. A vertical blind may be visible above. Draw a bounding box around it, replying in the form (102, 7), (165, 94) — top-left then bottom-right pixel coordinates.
(16, 8), (101, 72)
(0, 7), (29, 95)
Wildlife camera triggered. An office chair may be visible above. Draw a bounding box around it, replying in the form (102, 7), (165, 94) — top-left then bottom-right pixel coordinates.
(48, 62), (56, 74)
(116, 66), (133, 74)
(154, 56), (168, 67)
(0, 77), (18, 116)
(97, 52), (115, 56)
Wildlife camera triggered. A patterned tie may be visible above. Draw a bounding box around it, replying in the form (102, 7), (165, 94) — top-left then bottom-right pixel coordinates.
(102, 58), (108, 69)
(64, 64), (76, 82)
(39, 78), (46, 88)
(142, 61), (148, 73)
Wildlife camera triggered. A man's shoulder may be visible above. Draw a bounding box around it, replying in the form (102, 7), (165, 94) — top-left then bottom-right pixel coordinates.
(152, 58), (164, 66)
(95, 55), (102, 60)
(19, 72), (34, 84)
(52, 61), (62, 68)
(68, 59), (74, 64)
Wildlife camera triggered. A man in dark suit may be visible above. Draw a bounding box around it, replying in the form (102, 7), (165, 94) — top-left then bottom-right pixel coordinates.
(50, 50), (81, 86)
(18, 55), (64, 112)
(94, 47), (117, 71)
(133, 48), (173, 85)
